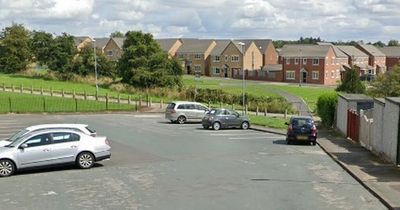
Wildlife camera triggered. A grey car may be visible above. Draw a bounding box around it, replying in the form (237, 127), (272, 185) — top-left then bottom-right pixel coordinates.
(165, 101), (209, 124)
(202, 108), (250, 130)
(0, 129), (111, 177)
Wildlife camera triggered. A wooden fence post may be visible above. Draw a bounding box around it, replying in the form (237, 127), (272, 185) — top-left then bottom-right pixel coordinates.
(264, 107), (267, 116)
(139, 95), (142, 108)
(75, 99), (78, 112)
(11, 85), (14, 92)
(149, 97), (152, 107)
(62, 89), (65, 97)
(20, 84), (23, 93)
(30, 85), (33, 94)
(135, 100), (138, 112)
(8, 97), (12, 112)
(43, 97), (46, 112)
(106, 93), (109, 110)
(40, 87), (43, 95)
(50, 87), (53, 96)
(256, 106), (259, 116)
(160, 99), (163, 109)
(128, 95), (131, 105)
(73, 90), (76, 99)
(84, 91), (87, 100)
(2, 83), (5, 91)
(118, 94), (121, 104)
(284, 109), (288, 119)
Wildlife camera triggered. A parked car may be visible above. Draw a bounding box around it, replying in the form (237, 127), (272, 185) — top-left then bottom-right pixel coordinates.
(285, 116), (317, 145)
(0, 124), (97, 147)
(165, 101), (209, 124)
(202, 108), (250, 130)
(0, 129), (111, 177)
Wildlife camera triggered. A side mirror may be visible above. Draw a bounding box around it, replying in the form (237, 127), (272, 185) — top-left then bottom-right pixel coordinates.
(19, 143), (28, 149)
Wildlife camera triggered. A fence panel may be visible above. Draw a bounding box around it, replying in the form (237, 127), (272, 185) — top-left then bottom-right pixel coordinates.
(347, 109), (360, 142)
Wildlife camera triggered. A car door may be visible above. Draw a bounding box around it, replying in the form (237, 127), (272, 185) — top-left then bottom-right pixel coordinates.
(17, 134), (53, 168)
(218, 110), (231, 127)
(228, 110), (242, 127)
(48, 132), (80, 164)
(185, 104), (197, 119)
(195, 104), (208, 119)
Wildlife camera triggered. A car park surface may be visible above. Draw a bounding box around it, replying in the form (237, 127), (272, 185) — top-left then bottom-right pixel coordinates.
(0, 114), (386, 210)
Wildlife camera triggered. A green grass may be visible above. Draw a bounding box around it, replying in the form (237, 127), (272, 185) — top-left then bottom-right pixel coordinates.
(0, 92), (135, 113)
(249, 115), (288, 130)
(184, 75), (335, 112)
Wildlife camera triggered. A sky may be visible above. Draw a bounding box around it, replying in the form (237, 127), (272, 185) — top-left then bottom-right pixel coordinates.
(0, 0), (399, 43)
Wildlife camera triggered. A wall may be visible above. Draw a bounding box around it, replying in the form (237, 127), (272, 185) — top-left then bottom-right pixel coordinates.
(264, 42), (279, 65)
(359, 110), (373, 151)
(243, 42), (263, 71)
(104, 40), (122, 61)
(382, 98), (400, 163)
(372, 99), (385, 158)
(386, 57), (400, 71)
(336, 96), (348, 135)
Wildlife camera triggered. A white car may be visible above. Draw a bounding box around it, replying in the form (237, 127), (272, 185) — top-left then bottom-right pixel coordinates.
(0, 124), (97, 147)
(0, 129), (111, 177)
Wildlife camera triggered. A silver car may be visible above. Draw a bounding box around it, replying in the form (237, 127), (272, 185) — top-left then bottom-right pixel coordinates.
(0, 129), (111, 177)
(165, 101), (209, 124)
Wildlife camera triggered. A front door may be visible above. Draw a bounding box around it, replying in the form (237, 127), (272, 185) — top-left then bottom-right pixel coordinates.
(224, 68), (228, 77)
(18, 134), (53, 168)
(187, 66), (191, 74)
(302, 72), (307, 83)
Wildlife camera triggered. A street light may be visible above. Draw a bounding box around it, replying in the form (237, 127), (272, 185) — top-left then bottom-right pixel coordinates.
(238, 42), (245, 114)
(91, 38), (99, 97)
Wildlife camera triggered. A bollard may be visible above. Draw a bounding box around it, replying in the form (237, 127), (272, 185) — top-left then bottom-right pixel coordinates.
(128, 95), (131, 105)
(245, 104), (248, 114)
(149, 97), (152, 107)
(135, 100), (138, 112)
(139, 95), (142, 108)
(256, 106), (259, 116)
(264, 108), (267, 116)
(284, 109), (287, 119)
(118, 94), (121, 104)
(75, 99), (78, 112)
(160, 99), (163, 109)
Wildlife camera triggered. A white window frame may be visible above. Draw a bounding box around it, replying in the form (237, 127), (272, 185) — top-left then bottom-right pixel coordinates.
(303, 58), (307, 65)
(312, 58), (319, 66)
(286, 58), (291, 65)
(107, 50), (113, 57)
(213, 67), (220, 75)
(312, 71), (319, 80)
(295, 58), (299, 64)
(286, 71), (295, 80)
(194, 65), (201, 72)
(231, 55), (240, 62)
(331, 71), (335, 78)
(214, 56), (220, 62)
(225, 55), (229, 62)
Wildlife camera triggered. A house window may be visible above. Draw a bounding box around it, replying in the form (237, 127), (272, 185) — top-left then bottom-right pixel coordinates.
(336, 70), (340, 78)
(312, 58), (319, 66)
(194, 65), (201, 73)
(195, 54), (202, 60)
(331, 71), (335, 78)
(286, 58), (291, 65)
(214, 56), (220, 62)
(107, 50), (113, 57)
(286, 71), (295, 80)
(225, 55), (229, 61)
(295, 58), (299, 64)
(231, 55), (240, 62)
(312, 71), (319, 80)
(213, 67), (220, 74)
(303, 58), (307, 65)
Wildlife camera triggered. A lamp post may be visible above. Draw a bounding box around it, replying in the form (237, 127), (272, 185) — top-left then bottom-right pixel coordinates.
(299, 48), (303, 87)
(92, 38), (99, 96)
(238, 42), (245, 114)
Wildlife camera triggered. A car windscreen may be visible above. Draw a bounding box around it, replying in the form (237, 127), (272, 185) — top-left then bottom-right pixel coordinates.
(5, 129), (29, 142)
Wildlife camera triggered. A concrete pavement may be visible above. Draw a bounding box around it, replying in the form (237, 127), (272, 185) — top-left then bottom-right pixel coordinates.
(252, 124), (400, 210)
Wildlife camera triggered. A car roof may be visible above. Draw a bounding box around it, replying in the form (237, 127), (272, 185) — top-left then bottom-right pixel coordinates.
(25, 124), (88, 131)
(171, 101), (205, 105)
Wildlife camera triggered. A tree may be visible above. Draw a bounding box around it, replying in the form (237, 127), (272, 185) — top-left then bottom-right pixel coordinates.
(388, 40), (399, 46)
(110, 31), (124, 38)
(47, 33), (76, 73)
(117, 31), (182, 88)
(373, 41), (385, 48)
(30, 31), (54, 66)
(368, 65), (400, 97)
(0, 23), (31, 73)
(336, 67), (366, 94)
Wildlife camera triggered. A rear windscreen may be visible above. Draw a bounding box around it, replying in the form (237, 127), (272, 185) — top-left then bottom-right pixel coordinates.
(292, 119), (313, 127)
(167, 103), (176, 109)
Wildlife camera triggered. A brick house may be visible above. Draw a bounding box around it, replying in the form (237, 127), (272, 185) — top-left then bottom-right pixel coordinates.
(176, 39), (216, 76)
(280, 45), (348, 85)
(209, 40), (231, 77)
(103, 37), (125, 61)
(379, 47), (400, 71)
(73, 36), (92, 52)
(236, 39), (278, 66)
(233, 40), (263, 79)
(356, 44), (386, 74)
(156, 38), (182, 58)
(336, 45), (371, 75)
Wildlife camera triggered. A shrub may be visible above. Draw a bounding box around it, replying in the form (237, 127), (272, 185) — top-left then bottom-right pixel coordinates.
(316, 92), (338, 127)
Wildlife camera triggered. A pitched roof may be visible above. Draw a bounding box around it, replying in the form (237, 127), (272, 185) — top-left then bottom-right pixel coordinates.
(237, 39), (273, 53)
(93, 37), (110, 49)
(111, 37), (125, 49)
(358, 44), (385, 57)
(337, 45), (369, 57)
(279, 45), (331, 57)
(317, 42), (347, 58)
(177, 39), (214, 53)
(379, 47), (400, 57)
(156, 39), (180, 52)
(234, 40), (253, 53)
(73, 36), (90, 47)
(210, 40), (231, 55)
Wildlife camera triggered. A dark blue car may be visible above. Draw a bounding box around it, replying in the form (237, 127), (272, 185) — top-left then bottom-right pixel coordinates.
(285, 116), (317, 145)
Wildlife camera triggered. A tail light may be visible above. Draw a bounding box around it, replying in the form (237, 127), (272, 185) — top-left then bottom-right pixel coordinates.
(287, 125), (293, 133)
(105, 139), (110, 146)
(311, 125), (317, 135)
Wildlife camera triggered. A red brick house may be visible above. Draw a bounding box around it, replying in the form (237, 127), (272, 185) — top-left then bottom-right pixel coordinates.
(336, 45), (371, 76)
(356, 44), (386, 74)
(379, 47), (400, 71)
(279, 45), (348, 85)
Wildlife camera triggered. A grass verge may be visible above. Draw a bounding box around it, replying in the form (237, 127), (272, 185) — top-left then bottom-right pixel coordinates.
(249, 115), (288, 130)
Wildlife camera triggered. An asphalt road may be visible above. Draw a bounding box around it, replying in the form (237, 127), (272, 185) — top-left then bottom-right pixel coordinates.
(0, 114), (386, 210)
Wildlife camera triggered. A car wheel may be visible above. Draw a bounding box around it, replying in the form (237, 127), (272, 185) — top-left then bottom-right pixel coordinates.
(311, 141), (317, 146)
(0, 159), (15, 177)
(241, 121), (249, 130)
(212, 122), (221, 131)
(286, 138), (291, 145)
(77, 152), (95, 169)
(177, 116), (186, 124)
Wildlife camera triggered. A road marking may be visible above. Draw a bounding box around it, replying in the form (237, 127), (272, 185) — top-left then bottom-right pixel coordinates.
(210, 133), (278, 137)
(229, 136), (284, 140)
